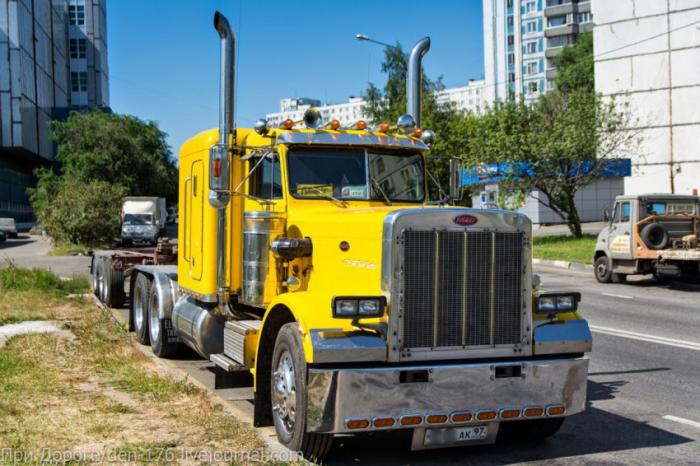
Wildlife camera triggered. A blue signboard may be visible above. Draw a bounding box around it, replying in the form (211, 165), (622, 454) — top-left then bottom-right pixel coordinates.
(460, 159), (631, 188)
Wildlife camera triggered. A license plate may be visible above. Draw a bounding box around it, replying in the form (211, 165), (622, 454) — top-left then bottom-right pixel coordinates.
(455, 426), (488, 442)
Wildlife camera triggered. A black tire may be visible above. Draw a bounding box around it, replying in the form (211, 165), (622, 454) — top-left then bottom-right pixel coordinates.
(271, 323), (333, 462)
(92, 257), (103, 297)
(148, 282), (178, 357)
(500, 417), (565, 440)
(132, 273), (151, 344)
(640, 223), (669, 250)
(103, 259), (125, 308)
(594, 256), (613, 283)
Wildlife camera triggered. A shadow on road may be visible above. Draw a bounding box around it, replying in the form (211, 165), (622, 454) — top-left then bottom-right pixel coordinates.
(0, 239), (35, 250)
(325, 379), (692, 465)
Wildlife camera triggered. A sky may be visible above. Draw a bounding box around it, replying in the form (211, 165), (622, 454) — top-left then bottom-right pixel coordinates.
(108, 0), (484, 155)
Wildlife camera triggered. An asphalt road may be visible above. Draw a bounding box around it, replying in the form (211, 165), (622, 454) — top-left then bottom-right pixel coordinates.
(4, 238), (699, 463)
(113, 266), (700, 465)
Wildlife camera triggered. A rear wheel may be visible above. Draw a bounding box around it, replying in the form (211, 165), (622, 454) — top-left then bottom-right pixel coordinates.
(594, 256), (613, 283)
(148, 282), (178, 357)
(271, 323), (333, 462)
(500, 417), (565, 440)
(132, 273), (151, 345)
(103, 259), (125, 308)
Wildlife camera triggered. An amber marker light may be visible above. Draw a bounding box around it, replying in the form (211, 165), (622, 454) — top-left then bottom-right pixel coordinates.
(523, 407), (544, 418)
(356, 120), (367, 130)
(400, 415), (422, 426)
(426, 414), (448, 424)
(330, 119), (341, 130)
(476, 410), (497, 421)
(547, 405), (566, 416)
(346, 419), (370, 429)
(373, 417), (396, 428)
(282, 118), (294, 129)
(413, 128), (423, 138)
(379, 122), (390, 133)
(451, 412), (473, 423)
(500, 409), (521, 420)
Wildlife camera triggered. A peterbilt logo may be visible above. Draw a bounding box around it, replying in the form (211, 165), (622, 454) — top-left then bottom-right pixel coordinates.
(453, 214), (478, 226)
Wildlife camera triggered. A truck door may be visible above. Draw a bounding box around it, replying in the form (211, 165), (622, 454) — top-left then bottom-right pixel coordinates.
(184, 160), (204, 280)
(608, 200), (633, 259)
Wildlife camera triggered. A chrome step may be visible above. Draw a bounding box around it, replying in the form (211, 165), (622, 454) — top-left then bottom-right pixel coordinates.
(210, 353), (246, 372)
(223, 320), (261, 366)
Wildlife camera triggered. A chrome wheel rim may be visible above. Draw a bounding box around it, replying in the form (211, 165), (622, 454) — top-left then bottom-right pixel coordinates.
(97, 265), (105, 301)
(133, 282), (144, 332)
(273, 350), (296, 434)
(149, 291), (160, 343)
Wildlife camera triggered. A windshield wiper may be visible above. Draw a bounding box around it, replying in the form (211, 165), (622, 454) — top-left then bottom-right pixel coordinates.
(370, 177), (392, 206)
(306, 186), (348, 208)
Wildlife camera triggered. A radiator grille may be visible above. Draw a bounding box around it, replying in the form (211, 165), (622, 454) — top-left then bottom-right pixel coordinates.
(401, 230), (524, 350)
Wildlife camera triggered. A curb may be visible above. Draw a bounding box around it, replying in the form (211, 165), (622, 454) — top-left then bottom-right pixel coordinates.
(91, 296), (294, 460)
(533, 258), (593, 272)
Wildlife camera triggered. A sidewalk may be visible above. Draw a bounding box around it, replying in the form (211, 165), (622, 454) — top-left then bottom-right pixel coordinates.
(532, 221), (606, 237)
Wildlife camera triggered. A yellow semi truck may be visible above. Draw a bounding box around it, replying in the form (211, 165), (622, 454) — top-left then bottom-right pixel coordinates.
(94, 12), (592, 461)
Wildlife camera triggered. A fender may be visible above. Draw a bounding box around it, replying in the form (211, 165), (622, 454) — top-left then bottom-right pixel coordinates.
(132, 265), (178, 320)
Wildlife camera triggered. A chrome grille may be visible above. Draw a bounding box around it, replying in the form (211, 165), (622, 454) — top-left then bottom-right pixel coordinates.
(401, 230), (524, 350)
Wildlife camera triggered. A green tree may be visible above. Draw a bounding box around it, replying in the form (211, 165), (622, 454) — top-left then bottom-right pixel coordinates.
(38, 180), (126, 247)
(554, 32), (594, 93)
(46, 110), (177, 202)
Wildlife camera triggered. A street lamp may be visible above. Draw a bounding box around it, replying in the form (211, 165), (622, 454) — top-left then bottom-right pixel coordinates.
(355, 33), (396, 50)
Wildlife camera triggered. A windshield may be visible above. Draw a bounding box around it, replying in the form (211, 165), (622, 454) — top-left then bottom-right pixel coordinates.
(287, 149), (425, 202)
(123, 214), (153, 225)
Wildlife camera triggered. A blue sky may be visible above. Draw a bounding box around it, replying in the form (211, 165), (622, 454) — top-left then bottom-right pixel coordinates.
(108, 0), (484, 155)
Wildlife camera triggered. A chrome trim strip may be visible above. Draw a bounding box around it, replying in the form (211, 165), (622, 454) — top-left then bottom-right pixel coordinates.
(277, 131), (429, 151)
(489, 231), (496, 345)
(310, 329), (387, 363)
(432, 229), (440, 348)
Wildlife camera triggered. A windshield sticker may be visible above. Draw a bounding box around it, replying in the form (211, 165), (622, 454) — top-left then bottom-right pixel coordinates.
(296, 184), (333, 197)
(341, 185), (368, 199)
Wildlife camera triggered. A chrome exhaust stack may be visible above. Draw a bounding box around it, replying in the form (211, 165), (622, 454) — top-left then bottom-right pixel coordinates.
(209, 11), (236, 307)
(405, 37), (430, 128)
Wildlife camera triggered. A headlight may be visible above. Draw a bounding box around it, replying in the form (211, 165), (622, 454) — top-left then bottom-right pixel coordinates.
(537, 292), (581, 313)
(333, 297), (385, 318)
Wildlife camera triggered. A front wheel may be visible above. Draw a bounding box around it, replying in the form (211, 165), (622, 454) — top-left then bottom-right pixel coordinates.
(594, 256), (613, 283)
(271, 323), (333, 462)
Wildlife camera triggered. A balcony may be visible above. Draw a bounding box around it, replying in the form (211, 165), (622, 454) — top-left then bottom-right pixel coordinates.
(545, 24), (578, 37)
(544, 3), (574, 17)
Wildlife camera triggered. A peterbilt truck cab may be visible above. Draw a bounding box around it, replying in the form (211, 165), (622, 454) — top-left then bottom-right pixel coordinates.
(94, 12), (592, 461)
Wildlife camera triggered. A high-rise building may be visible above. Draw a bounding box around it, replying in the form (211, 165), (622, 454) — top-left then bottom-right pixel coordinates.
(483, 0), (593, 104)
(0, 0), (108, 225)
(593, 0), (700, 195)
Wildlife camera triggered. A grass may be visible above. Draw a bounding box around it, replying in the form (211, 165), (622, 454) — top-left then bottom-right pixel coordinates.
(533, 234), (597, 264)
(0, 266), (270, 463)
(49, 243), (92, 256)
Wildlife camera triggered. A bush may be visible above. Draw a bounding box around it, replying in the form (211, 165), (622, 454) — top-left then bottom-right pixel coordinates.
(36, 180), (126, 248)
(0, 265), (89, 296)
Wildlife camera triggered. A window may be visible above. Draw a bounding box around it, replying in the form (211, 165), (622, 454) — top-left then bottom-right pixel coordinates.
(507, 16), (514, 28)
(525, 21), (538, 33)
(507, 35), (514, 46)
(577, 12), (593, 23)
(287, 149), (425, 202)
(70, 72), (87, 92)
(528, 81), (539, 93)
(249, 153), (282, 199)
(69, 38), (86, 58)
(621, 202), (631, 222)
(508, 53), (515, 65)
(507, 0), (513, 8)
(525, 1), (536, 13)
(526, 41), (538, 54)
(527, 61), (539, 75)
(508, 72), (515, 83)
(548, 15), (567, 27)
(68, 3), (85, 25)
(548, 35), (573, 48)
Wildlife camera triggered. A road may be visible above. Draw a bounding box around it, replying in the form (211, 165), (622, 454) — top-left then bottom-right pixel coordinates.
(0, 235), (91, 278)
(3, 238), (699, 463)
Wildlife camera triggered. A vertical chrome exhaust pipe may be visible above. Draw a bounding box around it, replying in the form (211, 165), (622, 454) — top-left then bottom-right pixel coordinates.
(406, 37), (430, 128)
(211, 11), (235, 307)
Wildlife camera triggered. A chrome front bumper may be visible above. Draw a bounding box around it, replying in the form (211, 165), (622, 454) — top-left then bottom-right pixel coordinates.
(306, 356), (588, 433)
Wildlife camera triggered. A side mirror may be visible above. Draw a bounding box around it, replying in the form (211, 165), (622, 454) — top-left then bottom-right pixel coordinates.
(602, 208), (610, 222)
(209, 144), (230, 192)
(449, 158), (464, 202)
